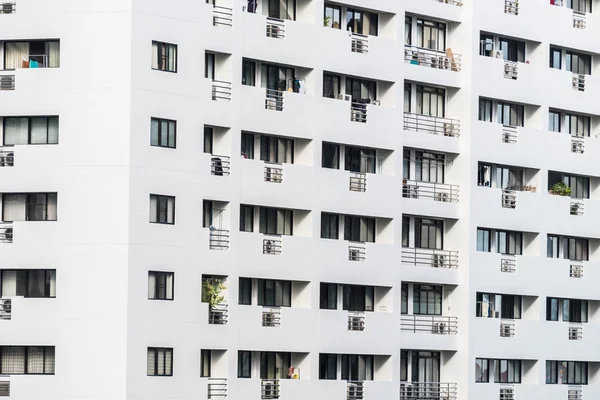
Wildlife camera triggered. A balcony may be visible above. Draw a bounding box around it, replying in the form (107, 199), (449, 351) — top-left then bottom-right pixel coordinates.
(401, 248), (458, 269)
(0, 2), (16, 14)
(208, 378), (227, 399)
(400, 315), (458, 335)
(400, 382), (457, 400)
(404, 46), (461, 72)
(0, 73), (14, 90)
(403, 180), (459, 203)
(0, 299), (10, 320)
(403, 113), (460, 137)
(262, 307), (281, 327)
(212, 5), (232, 27)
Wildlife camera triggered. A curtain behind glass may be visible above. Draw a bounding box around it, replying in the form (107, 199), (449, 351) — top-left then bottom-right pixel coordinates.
(3, 117), (28, 145)
(5, 42), (29, 70)
(46, 42), (60, 68)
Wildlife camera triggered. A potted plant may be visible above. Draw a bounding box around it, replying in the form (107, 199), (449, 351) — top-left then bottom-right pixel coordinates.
(203, 280), (227, 324)
(549, 182), (571, 196)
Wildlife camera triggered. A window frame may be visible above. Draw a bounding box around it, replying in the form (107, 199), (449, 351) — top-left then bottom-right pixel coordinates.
(3, 116), (59, 146)
(257, 279), (292, 308)
(147, 347), (174, 376)
(321, 212), (339, 240)
(238, 277), (252, 305)
(150, 117), (177, 149)
(0, 346), (55, 375)
(319, 353), (338, 380)
(0, 269), (56, 298)
(320, 282), (338, 310)
(148, 271), (174, 301)
(151, 41), (178, 73)
(238, 351), (252, 378)
(475, 358), (489, 383)
(149, 194), (175, 225)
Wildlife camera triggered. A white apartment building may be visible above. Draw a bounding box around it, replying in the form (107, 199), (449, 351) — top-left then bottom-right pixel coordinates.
(1, 0), (600, 399)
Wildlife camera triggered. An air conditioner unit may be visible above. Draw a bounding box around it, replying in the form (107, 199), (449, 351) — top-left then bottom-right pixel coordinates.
(264, 240), (273, 254)
(435, 192), (449, 202)
(493, 49), (503, 59)
(338, 93), (352, 101)
(349, 249), (360, 261)
(263, 382), (276, 399)
(433, 254), (445, 268)
(443, 123), (454, 137)
(263, 312), (276, 327)
(432, 322), (446, 334)
(500, 324), (512, 337)
(0, 299), (11, 320)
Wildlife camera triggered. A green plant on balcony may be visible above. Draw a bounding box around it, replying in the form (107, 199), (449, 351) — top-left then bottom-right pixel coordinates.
(324, 15), (331, 27)
(202, 281), (226, 307)
(549, 182), (571, 196)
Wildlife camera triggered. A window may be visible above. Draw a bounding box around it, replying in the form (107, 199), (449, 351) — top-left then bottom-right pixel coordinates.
(200, 350), (211, 377)
(477, 229), (491, 252)
(151, 41), (177, 72)
(549, 110), (561, 132)
(148, 271), (174, 300)
(257, 279), (291, 307)
(0, 269), (56, 298)
(147, 347), (173, 376)
(0, 346), (55, 375)
(345, 77), (376, 103)
(4, 40), (60, 69)
(344, 215), (375, 243)
(548, 171), (590, 199)
(497, 102), (524, 127)
(565, 113), (590, 137)
(495, 230), (522, 255)
(205, 52), (215, 80)
(404, 351), (440, 383)
(266, 0), (296, 20)
(2, 193), (57, 222)
(202, 200), (213, 228)
(260, 135), (294, 164)
(150, 118), (176, 148)
(324, 4), (341, 29)
(416, 85), (445, 117)
(413, 284), (442, 315)
(402, 216), (409, 247)
(405, 16), (412, 45)
(546, 297), (559, 321)
(498, 37), (525, 62)
(342, 284), (374, 312)
(149, 195), (175, 224)
(341, 354), (374, 381)
(319, 353), (338, 380)
(321, 213), (339, 240)
(3, 117), (58, 145)
(415, 151), (444, 183)
(323, 73), (340, 99)
(238, 351), (251, 378)
(261, 63), (295, 91)
(346, 9), (378, 36)
(241, 132), (255, 159)
(320, 282), (338, 310)
(565, 237), (589, 261)
(550, 47), (562, 69)
(478, 98), (493, 122)
(415, 218), (443, 249)
(547, 235), (560, 258)
(494, 359), (521, 384)
(479, 33), (494, 57)
(476, 293), (522, 319)
(204, 127), (213, 154)
(546, 298), (588, 323)
(476, 359), (489, 383)
(401, 284), (408, 314)
(567, 0), (592, 12)
(566, 50), (591, 75)
(322, 142), (340, 169)
(344, 146), (377, 174)
(242, 60), (256, 86)
(260, 352), (291, 380)
(259, 207), (293, 236)
(404, 83), (412, 113)
(239, 205), (254, 232)
(546, 361), (588, 385)
(238, 277), (252, 305)
(417, 19), (446, 51)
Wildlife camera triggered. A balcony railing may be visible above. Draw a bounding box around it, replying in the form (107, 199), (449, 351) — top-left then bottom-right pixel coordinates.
(349, 243), (366, 261)
(347, 381), (364, 400)
(401, 248), (459, 269)
(504, 0), (519, 15)
(502, 125), (518, 143)
(436, 0), (463, 6)
(573, 10), (586, 29)
(0, 74), (15, 91)
(262, 307), (281, 327)
(212, 80), (232, 101)
(0, 148), (14, 167)
(569, 324), (582, 340)
(209, 303), (228, 325)
(501, 256), (516, 273)
(504, 61), (518, 79)
(500, 320), (515, 337)
(0, 380), (8, 397)
(501, 190), (516, 209)
(0, 224), (13, 243)
(211, 155), (230, 176)
(208, 378), (227, 399)
(266, 17), (285, 38)
(265, 89), (284, 111)
(499, 386), (515, 400)
(349, 172), (367, 192)
(570, 263), (583, 278)
(404, 46), (462, 71)
(400, 315), (458, 335)
(402, 180), (459, 203)
(261, 379), (280, 399)
(351, 33), (369, 54)
(348, 312), (366, 331)
(0, 2), (15, 13)
(400, 382), (457, 400)
(572, 74), (585, 91)
(403, 113), (460, 137)
(264, 163), (283, 183)
(568, 386), (583, 400)
(209, 229), (230, 250)
(213, 5), (233, 27)
(263, 237), (282, 255)
(570, 200), (583, 216)
(0, 299), (11, 320)
(350, 102), (368, 123)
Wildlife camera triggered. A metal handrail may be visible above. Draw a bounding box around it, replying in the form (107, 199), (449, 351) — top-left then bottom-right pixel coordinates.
(349, 172), (367, 192)
(266, 17), (285, 38)
(0, 299), (11, 320)
(504, 61), (518, 79)
(348, 244), (366, 261)
(212, 79), (232, 101)
(573, 10), (586, 29)
(499, 386), (515, 400)
(264, 163), (283, 183)
(568, 386), (583, 400)
(263, 237), (282, 255)
(404, 45), (462, 71)
(570, 199), (584, 216)
(351, 33), (369, 54)
(261, 378), (280, 399)
(265, 89), (284, 111)
(209, 303), (228, 324)
(501, 256), (516, 273)
(570, 263), (583, 278)
(209, 229), (230, 250)
(213, 5), (233, 27)
(501, 189), (516, 209)
(348, 312), (366, 331)
(436, 0), (462, 6)
(211, 155), (230, 176)
(400, 382), (457, 400)
(0, 2), (15, 14)
(403, 112), (460, 137)
(569, 324), (583, 340)
(0, 74), (15, 90)
(504, 0), (519, 15)
(500, 319), (515, 337)
(0, 224), (13, 243)
(400, 315), (458, 335)
(502, 125), (518, 143)
(401, 247), (459, 268)
(347, 381), (364, 400)
(402, 180), (459, 203)
(0, 380), (9, 397)
(571, 138), (585, 154)
(350, 102), (368, 123)
(0, 149), (14, 167)
(208, 377), (227, 399)
(262, 307), (281, 327)
(572, 74), (585, 91)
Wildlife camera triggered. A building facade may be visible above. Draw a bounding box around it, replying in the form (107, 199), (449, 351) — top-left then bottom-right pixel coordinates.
(1, 0), (600, 399)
